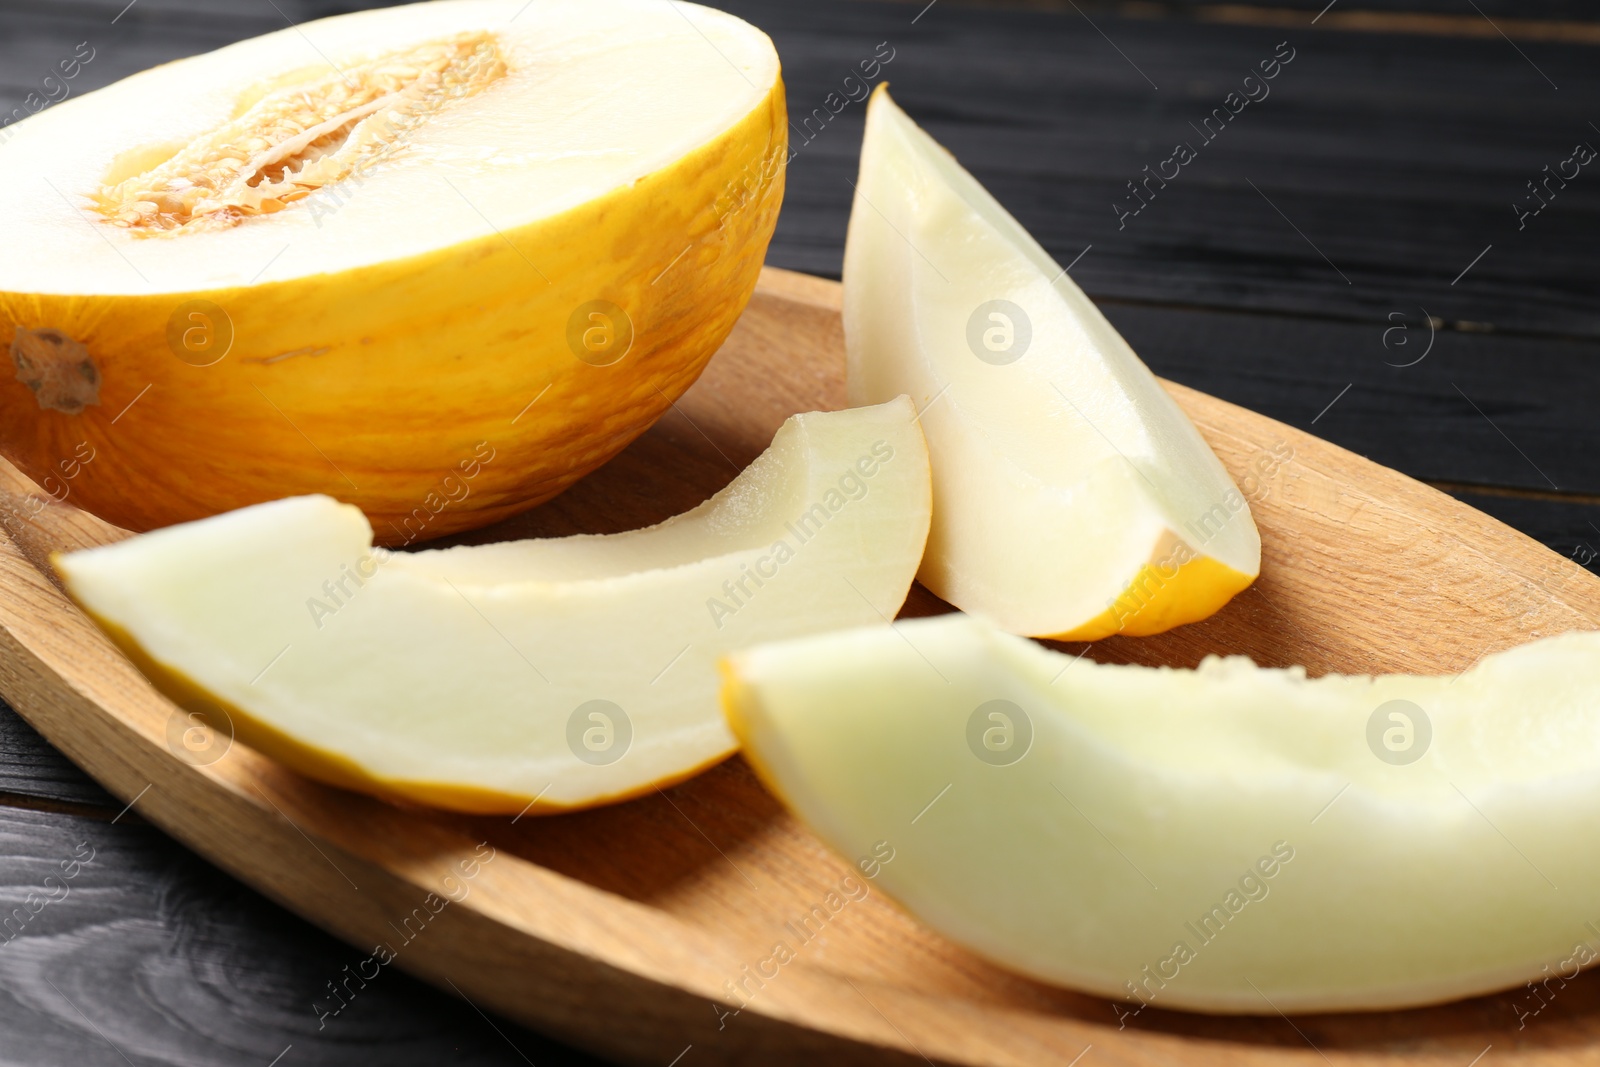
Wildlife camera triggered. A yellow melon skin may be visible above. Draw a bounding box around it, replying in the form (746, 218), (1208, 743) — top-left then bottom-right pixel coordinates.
(1, 83), (785, 545)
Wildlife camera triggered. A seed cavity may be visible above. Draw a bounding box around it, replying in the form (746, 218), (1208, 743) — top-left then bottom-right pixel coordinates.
(11, 328), (100, 414)
(95, 32), (506, 235)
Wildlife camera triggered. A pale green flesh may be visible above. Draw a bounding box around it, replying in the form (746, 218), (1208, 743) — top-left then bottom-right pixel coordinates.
(843, 87), (1260, 635)
(728, 613), (1600, 1012)
(6, 0), (779, 294)
(58, 399), (930, 808)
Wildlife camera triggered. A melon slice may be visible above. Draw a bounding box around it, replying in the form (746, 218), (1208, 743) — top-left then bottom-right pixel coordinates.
(844, 86), (1259, 638)
(724, 613), (1600, 1012)
(1, 0), (785, 542)
(56, 399), (931, 814)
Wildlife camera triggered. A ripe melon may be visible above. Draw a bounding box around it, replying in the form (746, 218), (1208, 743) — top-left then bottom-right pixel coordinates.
(844, 87), (1259, 639)
(0, 0), (785, 543)
(725, 614), (1600, 1012)
(55, 399), (932, 814)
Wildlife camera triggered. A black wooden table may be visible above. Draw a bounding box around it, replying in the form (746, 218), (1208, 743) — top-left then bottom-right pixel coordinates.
(2, 0), (1597, 1062)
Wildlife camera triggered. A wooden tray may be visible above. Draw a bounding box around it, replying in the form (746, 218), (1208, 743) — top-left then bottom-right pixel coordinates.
(2, 267), (1599, 1067)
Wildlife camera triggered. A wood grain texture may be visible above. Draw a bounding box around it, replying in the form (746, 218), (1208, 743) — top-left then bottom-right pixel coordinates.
(0, 804), (604, 1067)
(1100, 302), (1600, 498)
(744, 0), (1600, 336)
(0, 701), (113, 809)
(3, 268), (1600, 1066)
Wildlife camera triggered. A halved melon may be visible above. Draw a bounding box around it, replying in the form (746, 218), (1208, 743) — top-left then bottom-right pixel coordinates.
(56, 399), (931, 813)
(1, 0), (785, 543)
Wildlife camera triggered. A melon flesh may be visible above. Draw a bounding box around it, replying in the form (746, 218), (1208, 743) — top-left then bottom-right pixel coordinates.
(56, 399), (931, 814)
(5, 0), (778, 291)
(844, 86), (1259, 639)
(724, 613), (1600, 1012)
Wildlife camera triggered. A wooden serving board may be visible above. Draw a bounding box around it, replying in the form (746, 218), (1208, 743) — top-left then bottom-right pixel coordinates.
(3, 267), (1600, 1066)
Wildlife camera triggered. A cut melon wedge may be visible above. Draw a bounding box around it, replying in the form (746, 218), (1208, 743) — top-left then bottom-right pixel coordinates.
(56, 399), (931, 814)
(1, 0), (785, 542)
(724, 613), (1600, 1013)
(843, 86), (1259, 639)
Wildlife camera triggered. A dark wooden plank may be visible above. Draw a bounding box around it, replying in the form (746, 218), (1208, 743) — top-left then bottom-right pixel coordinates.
(0, 803), (607, 1065)
(742, 0), (1600, 340)
(1125, 0), (1596, 20)
(0, 698), (115, 808)
(1111, 298), (1600, 576)
(1440, 490), (1600, 581)
(1100, 301), (1600, 497)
